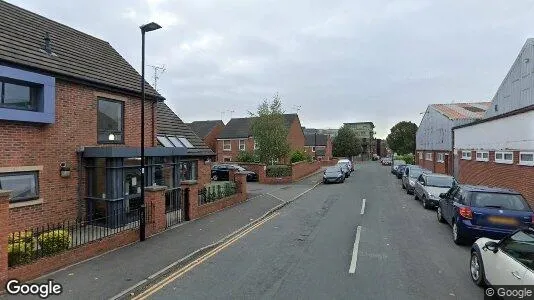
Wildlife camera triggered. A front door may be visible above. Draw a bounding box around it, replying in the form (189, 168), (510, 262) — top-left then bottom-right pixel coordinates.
(444, 154), (450, 175)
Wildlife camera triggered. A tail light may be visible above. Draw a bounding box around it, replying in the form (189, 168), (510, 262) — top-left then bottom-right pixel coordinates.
(459, 207), (473, 220)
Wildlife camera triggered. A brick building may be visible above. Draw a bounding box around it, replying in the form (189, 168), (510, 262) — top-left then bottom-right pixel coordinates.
(415, 102), (490, 175)
(0, 1), (189, 231)
(343, 122), (375, 159)
(216, 114), (305, 162)
(304, 133), (333, 161)
(453, 39), (534, 205)
(188, 120), (225, 153)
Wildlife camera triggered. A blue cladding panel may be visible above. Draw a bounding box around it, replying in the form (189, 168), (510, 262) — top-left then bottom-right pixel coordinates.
(0, 65), (55, 124)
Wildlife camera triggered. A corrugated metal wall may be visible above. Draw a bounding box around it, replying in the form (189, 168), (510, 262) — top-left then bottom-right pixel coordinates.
(416, 107), (453, 151)
(486, 39), (534, 118)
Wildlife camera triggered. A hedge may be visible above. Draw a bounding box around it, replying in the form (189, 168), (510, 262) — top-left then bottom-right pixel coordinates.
(266, 165), (292, 177)
(38, 229), (71, 256)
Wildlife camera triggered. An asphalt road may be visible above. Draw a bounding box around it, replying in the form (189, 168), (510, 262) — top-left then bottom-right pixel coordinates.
(142, 162), (484, 300)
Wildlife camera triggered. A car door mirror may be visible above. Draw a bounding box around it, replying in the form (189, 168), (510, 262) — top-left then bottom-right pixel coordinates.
(483, 241), (499, 253)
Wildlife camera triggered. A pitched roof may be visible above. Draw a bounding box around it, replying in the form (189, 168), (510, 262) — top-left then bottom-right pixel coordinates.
(188, 120), (224, 139)
(156, 102), (214, 156)
(431, 102), (491, 120)
(0, 1), (161, 99)
(304, 134), (328, 146)
(218, 114), (299, 139)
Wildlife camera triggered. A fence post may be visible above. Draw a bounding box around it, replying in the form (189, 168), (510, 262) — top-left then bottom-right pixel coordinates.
(139, 204), (146, 241)
(0, 190), (11, 287)
(233, 172), (247, 196)
(145, 186), (167, 236)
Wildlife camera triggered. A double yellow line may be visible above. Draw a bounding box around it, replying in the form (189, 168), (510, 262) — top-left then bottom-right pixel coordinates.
(132, 212), (280, 300)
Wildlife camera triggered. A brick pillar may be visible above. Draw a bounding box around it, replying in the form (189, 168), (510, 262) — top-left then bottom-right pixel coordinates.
(0, 190), (11, 287)
(145, 186), (167, 237)
(188, 185), (199, 220)
(234, 173), (247, 196)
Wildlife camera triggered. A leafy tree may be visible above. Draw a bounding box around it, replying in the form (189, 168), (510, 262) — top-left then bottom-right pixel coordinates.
(386, 121), (417, 155)
(290, 150), (312, 163)
(332, 125), (363, 158)
(236, 151), (259, 163)
(250, 94), (290, 164)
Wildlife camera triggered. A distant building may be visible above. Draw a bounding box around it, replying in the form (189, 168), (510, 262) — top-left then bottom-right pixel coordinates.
(343, 122), (375, 159)
(304, 133), (333, 161)
(374, 139), (387, 157)
(302, 127), (338, 138)
(188, 120), (225, 153)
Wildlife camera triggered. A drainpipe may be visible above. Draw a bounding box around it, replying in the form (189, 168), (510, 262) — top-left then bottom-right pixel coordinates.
(76, 147), (84, 221)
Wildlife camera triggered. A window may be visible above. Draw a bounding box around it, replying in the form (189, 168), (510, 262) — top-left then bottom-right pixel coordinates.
(178, 137), (194, 148)
(476, 151), (489, 162)
(97, 98), (123, 144)
(425, 153), (433, 161)
(179, 160), (197, 181)
(223, 140), (231, 151)
(461, 151), (472, 160)
(437, 153), (445, 163)
(157, 136), (174, 147)
(0, 172), (39, 202)
(223, 157), (231, 162)
(495, 151), (514, 164)
(500, 231), (534, 271)
(239, 139), (246, 151)
(470, 192), (530, 211)
(167, 136), (185, 148)
(0, 80), (40, 111)
(520, 152), (534, 166)
(418, 152), (423, 160)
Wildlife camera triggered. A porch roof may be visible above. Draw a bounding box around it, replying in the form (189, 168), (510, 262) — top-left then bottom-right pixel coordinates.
(82, 146), (187, 158)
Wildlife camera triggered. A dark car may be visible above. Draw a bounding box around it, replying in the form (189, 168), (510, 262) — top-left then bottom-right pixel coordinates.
(323, 166), (345, 184)
(211, 164), (258, 182)
(401, 166), (431, 194)
(395, 165), (407, 179)
(437, 185), (534, 245)
(391, 160), (406, 175)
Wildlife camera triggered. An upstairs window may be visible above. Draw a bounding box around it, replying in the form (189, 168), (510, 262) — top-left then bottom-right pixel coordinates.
(495, 151), (513, 164)
(239, 139), (246, 151)
(98, 98), (123, 144)
(461, 151), (472, 160)
(476, 151), (489, 162)
(0, 80), (40, 111)
(519, 152), (534, 166)
(418, 152), (423, 160)
(223, 140), (231, 151)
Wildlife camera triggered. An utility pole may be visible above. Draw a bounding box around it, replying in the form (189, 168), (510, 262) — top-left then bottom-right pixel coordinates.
(148, 64), (166, 92)
(314, 129), (317, 161)
(227, 110), (235, 120)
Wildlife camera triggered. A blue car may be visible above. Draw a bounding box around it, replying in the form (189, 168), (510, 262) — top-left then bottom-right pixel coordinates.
(437, 185), (533, 245)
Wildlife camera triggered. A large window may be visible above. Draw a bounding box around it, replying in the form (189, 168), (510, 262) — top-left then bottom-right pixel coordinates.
(98, 98), (124, 144)
(0, 172), (39, 202)
(495, 151), (513, 164)
(0, 80), (40, 111)
(179, 160), (197, 181)
(239, 139), (246, 151)
(223, 140), (231, 151)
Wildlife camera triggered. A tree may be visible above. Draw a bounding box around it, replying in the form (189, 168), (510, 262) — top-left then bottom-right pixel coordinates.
(332, 125), (363, 158)
(386, 121), (417, 155)
(250, 94), (291, 164)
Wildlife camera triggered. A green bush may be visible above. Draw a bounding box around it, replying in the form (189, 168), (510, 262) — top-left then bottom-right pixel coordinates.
(395, 153), (415, 165)
(266, 165), (292, 177)
(8, 236), (35, 267)
(38, 229), (71, 256)
(236, 151), (259, 163)
(9, 231), (34, 244)
(290, 150), (307, 163)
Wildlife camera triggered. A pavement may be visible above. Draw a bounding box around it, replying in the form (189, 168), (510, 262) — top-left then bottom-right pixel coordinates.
(131, 162), (485, 300)
(2, 172), (324, 300)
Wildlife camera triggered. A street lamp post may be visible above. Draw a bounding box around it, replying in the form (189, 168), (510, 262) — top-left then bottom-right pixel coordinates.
(139, 22), (162, 242)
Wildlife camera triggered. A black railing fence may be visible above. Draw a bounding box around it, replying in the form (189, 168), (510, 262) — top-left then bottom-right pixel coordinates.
(198, 182), (237, 205)
(165, 187), (186, 227)
(7, 206), (150, 268)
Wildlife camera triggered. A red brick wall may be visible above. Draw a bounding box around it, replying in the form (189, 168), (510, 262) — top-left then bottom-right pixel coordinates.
(263, 176), (292, 184)
(416, 150), (453, 175)
(457, 150), (534, 206)
(216, 137), (254, 162)
(325, 136), (333, 160)
(7, 229), (138, 283)
(287, 118), (305, 152)
(197, 160), (212, 187)
(203, 124), (224, 153)
(292, 161), (320, 181)
(1, 80), (156, 232)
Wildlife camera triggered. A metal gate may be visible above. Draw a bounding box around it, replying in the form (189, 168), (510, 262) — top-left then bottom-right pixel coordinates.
(165, 187), (185, 227)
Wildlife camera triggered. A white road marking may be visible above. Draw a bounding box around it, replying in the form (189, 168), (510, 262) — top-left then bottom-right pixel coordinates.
(266, 193), (286, 203)
(360, 199), (366, 215)
(349, 226), (362, 274)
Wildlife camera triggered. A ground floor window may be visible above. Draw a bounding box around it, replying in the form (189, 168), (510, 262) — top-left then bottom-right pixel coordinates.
(179, 160), (197, 181)
(0, 171), (39, 202)
(425, 152), (433, 161)
(437, 153), (445, 162)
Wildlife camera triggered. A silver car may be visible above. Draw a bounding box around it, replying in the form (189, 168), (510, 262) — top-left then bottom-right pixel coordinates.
(401, 165), (430, 194)
(413, 173), (456, 209)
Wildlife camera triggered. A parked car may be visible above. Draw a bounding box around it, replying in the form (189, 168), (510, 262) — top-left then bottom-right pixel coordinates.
(337, 159), (354, 172)
(323, 166), (345, 184)
(381, 157), (392, 166)
(413, 173), (456, 209)
(211, 164), (258, 182)
(401, 166), (430, 194)
(395, 165), (407, 179)
(470, 228), (534, 287)
(391, 159), (406, 174)
(437, 185), (533, 245)
(338, 163), (350, 178)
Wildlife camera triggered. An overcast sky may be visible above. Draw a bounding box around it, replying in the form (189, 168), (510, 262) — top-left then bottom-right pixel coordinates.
(9, 0), (534, 138)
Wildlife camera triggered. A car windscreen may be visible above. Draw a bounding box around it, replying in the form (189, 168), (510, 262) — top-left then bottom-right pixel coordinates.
(409, 169), (423, 178)
(325, 168), (341, 174)
(393, 160), (405, 165)
(470, 192), (531, 211)
(426, 176), (454, 188)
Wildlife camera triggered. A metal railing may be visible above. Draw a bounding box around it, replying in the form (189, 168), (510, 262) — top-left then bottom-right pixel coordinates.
(165, 187), (186, 227)
(198, 182), (237, 205)
(7, 207), (146, 268)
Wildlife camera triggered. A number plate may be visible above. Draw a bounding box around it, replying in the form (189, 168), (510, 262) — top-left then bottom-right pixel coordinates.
(488, 216), (519, 225)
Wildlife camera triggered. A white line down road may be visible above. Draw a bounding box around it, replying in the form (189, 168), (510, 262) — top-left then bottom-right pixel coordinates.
(349, 226), (362, 274)
(360, 199), (366, 215)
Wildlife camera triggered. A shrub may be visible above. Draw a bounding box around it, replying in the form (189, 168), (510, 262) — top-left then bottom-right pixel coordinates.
(290, 150), (307, 163)
(9, 231), (34, 244)
(8, 235), (35, 267)
(38, 229), (71, 256)
(266, 165), (292, 177)
(395, 153), (415, 165)
(236, 151), (257, 163)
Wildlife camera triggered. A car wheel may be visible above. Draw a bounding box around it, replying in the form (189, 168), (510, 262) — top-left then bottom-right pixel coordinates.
(437, 206), (446, 223)
(402, 182), (406, 189)
(414, 192), (419, 201)
(422, 196), (429, 209)
(212, 175), (218, 181)
(406, 187), (411, 195)
(470, 250), (486, 287)
(452, 221), (465, 245)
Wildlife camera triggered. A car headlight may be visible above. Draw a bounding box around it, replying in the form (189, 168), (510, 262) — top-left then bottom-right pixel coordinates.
(409, 179), (415, 185)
